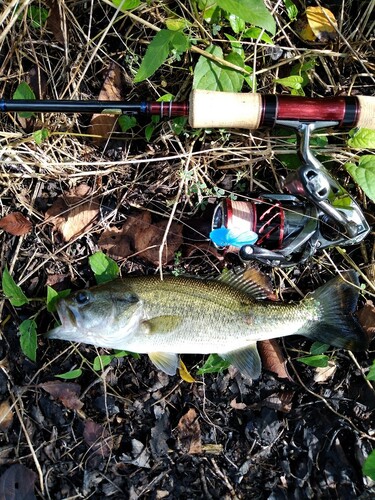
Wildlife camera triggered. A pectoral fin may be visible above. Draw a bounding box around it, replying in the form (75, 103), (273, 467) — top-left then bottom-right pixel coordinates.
(142, 315), (182, 334)
(149, 352), (179, 375)
(219, 342), (261, 379)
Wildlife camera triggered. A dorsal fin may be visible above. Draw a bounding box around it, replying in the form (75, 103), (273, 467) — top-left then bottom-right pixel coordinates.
(216, 266), (273, 300)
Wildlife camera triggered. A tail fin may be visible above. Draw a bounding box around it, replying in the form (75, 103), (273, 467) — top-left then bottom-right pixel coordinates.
(301, 271), (368, 351)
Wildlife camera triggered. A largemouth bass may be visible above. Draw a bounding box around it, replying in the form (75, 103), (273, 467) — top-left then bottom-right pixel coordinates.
(46, 269), (368, 379)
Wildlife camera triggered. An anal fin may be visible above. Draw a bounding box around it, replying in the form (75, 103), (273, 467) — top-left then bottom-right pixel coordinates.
(219, 342), (261, 379)
(149, 352), (179, 375)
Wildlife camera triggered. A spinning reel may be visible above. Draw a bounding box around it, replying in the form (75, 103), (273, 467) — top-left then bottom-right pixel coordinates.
(210, 121), (370, 267)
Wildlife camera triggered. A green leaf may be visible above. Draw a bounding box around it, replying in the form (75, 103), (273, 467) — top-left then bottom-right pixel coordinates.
(197, 354), (231, 374)
(55, 368), (83, 379)
(366, 360), (375, 381)
(283, 0), (298, 21)
(172, 117), (188, 135)
(89, 252), (119, 284)
(310, 342), (330, 355)
(118, 115), (137, 132)
(216, 0), (276, 34)
(363, 449), (375, 480)
(243, 27), (273, 44)
(33, 128), (49, 144)
(145, 115), (160, 141)
(347, 128), (375, 149)
(297, 355), (329, 368)
(197, 0), (219, 22)
(275, 75), (304, 90)
(228, 13), (246, 34)
(290, 58), (316, 88)
(193, 45), (245, 92)
(27, 5), (49, 28)
(2, 267), (29, 307)
(345, 155), (375, 202)
(165, 18), (191, 31)
(13, 82), (36, 119)
(113, 350), (132, 358)
(134, 30), (190, 83)
(46, 286), (71, 313)
(111, 0), (140, 12)
(19, 319), (37, 362)
(93, 355), (114, 371)
(225, 33), (245, 58)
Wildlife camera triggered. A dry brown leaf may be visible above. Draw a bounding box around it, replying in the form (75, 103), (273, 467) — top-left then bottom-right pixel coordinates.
(98, 211), (183, 264)
(45, 184), (99, 241)
(230, 398), (247, 410)
(88, 63), (123, 142)
(137, 219), (183, 265)
(313, 361), (337, 384)
(0, 400), (13, 432)
(98, 211), (150, 259)
(357, 300), (375, 342)
(98, 226), (133, 260)
(0, 212), (33, 236)
(83, 420), (113, 458)
(262, 391), (294, 413)
(258, 339), (292, 381)
(46, 0), (65, 44)
(39, 380), (83, 410)
(176, 408), (202, 454)
(0, 464), (36, 500)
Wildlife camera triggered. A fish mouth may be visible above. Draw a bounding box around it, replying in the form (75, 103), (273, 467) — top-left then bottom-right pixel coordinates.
(45, 300), (79, 340)
(57, 300), (79, 328)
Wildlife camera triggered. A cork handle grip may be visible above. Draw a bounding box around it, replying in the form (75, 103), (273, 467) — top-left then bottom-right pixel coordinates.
(189, 90), (375, 130)
(189, 89), (262, 129)
(356, 96), (375, 129)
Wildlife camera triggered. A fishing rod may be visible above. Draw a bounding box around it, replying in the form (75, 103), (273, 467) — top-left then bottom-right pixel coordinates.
(1, 89), (375, 130)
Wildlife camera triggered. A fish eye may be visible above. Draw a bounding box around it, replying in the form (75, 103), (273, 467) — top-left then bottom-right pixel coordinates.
(75, 291), (91, 305)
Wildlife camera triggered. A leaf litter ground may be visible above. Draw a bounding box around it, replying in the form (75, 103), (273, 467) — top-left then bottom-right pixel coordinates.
(0, 1), (374, 498)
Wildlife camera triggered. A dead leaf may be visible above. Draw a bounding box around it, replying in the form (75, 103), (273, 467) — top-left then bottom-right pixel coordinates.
(0, 400), (13, 432)
(230, 398), (247, 410)
(0, 212), (33, 236)
(28, 65), (48, 100)
(306, 6), (337, 41)
(98, 211), (183, 264)
(46, 0), (65, 44)
(98, 226), (133, 260)
(0, 464), (36, 500)
(179, 359), (195, 383)
(357, 300), (375, 342)
(314, 361), (337, 383)
(88, 64), (123, 143)
(296, 6), (338, 43)
(137, 219), (183, 265)
(262, 391), (294, 413)
(39, 380), (83, 410)
(83, 420), (113, 458)
(121, 439), (151, 468)
(258, 339), (292, 381)
(175, 408), (202, 454)
(45, 184), (99, 241)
